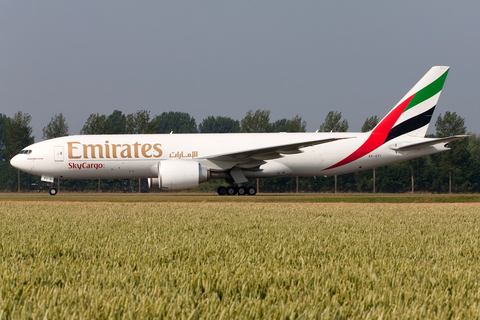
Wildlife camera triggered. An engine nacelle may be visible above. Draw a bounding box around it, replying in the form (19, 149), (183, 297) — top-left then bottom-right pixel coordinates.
(148, 160), (209, 190)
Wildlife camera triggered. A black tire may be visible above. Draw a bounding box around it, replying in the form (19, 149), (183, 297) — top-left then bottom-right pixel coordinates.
(49, 188), (57, 196)
(246, 186), (257, 195)
(226, 186), (237, 195)
(217, 186), (227, 195)
(237, 186), (247, 195)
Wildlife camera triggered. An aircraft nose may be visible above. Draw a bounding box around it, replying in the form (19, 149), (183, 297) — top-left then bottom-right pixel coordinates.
(10, 155), (20, 169)
(10, 154), (26, 171)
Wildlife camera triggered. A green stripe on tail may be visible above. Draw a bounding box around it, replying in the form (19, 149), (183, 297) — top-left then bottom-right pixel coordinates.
(404, 69), (449, 112)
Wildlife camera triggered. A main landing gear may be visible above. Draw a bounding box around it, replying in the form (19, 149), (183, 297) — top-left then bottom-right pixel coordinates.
(217, 186), (257, 196)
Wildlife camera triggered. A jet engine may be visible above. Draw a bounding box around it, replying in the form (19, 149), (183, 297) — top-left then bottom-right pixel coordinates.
(148, 160), (210, 190)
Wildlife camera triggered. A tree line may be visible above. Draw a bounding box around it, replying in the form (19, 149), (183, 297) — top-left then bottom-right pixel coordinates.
(0, 109), (477, 193)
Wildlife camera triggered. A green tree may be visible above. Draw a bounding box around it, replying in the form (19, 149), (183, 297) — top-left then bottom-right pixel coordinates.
(106, 110), (126, 134)
(272, 115), (307, 132)
(42, 113), (69, 140)
(361, 115), (379, 132)
(80, 113), (109, 134)
(153, 111), (197, 133)
(466, 134), (480, 192)
(3, 112), (34, 160)
(240, 109), (272, 133)
(199, 116), (240, 133)
(319, 111), (349, 132)
(3, 112), (36, 193)
(125, 110), (156, 134)
(468, 133), (480, 162)
(0, 113), (9, 161)
(436, 111), (467, 137)
(435, 111), (468, 193)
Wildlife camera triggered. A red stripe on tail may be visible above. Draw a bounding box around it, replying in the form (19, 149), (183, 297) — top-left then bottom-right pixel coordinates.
(324, 94), (415, 171)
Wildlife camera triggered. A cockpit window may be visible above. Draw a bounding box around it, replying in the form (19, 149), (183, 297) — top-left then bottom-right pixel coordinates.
(19, 150), (32, 155)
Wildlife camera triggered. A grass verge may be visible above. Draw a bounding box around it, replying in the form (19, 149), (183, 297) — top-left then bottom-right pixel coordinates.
(1, 192), (480, 203)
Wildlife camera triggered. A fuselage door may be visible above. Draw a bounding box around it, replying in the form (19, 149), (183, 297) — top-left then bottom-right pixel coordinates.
(54, 146), (64, 162)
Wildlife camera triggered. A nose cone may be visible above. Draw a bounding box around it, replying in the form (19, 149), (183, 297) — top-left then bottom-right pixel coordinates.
(10, 154), (28, 171)
(10, 155), (20, 169)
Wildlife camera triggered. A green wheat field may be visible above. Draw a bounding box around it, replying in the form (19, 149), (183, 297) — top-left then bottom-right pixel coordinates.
(1, 201), (480, 319)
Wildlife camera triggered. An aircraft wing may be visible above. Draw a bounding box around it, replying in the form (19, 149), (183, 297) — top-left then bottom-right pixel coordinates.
(197, 137), (352, 162)
(390, 135), (469, 151)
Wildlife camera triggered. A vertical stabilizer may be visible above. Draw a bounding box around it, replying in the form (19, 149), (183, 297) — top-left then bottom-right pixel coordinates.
(325, 66), (449, 171)
(374, 66), (450, 140)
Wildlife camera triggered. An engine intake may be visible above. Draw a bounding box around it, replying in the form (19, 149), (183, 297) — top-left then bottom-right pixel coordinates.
(148, 160), (209, 190)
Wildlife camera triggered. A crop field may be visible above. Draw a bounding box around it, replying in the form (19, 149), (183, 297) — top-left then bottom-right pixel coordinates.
(1, 201), (480, 319)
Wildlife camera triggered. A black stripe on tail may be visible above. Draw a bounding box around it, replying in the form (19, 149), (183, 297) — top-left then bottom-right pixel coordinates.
(384, 106), (436, 143)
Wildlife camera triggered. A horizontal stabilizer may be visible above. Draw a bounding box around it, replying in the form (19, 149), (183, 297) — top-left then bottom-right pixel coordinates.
(390, 135), (469, 151)
(198, 137), (352, 162)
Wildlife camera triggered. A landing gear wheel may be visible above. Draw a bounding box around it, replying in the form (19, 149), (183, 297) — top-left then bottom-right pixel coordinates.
(217, 186), (227, 196)
(237, 186), (247, 195)
(226, 186), (237, 195)
(246, 186), (257, 195)
(49, 188), (58, 196)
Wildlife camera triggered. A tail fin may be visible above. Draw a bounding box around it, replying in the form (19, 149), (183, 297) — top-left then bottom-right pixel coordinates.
(324, 66), (449, 171)
(372, 66), (449, 141)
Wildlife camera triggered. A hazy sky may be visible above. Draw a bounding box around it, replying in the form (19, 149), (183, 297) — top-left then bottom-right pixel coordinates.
(1, 1), (479, 141)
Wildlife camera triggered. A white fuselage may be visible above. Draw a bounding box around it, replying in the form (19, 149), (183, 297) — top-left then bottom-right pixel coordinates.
(10, 132), (447, 181)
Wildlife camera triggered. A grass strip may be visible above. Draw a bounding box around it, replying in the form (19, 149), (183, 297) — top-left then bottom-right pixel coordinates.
(1, 193), (480, 203)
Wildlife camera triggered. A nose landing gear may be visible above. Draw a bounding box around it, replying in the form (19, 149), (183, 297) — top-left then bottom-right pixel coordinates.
(41, 176), (58, 196)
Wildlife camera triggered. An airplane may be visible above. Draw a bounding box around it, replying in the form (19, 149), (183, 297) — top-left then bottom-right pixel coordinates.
(10, 66), (467, 196)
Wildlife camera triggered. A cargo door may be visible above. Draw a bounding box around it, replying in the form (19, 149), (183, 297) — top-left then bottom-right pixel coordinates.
(54, 146), (64, 162)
